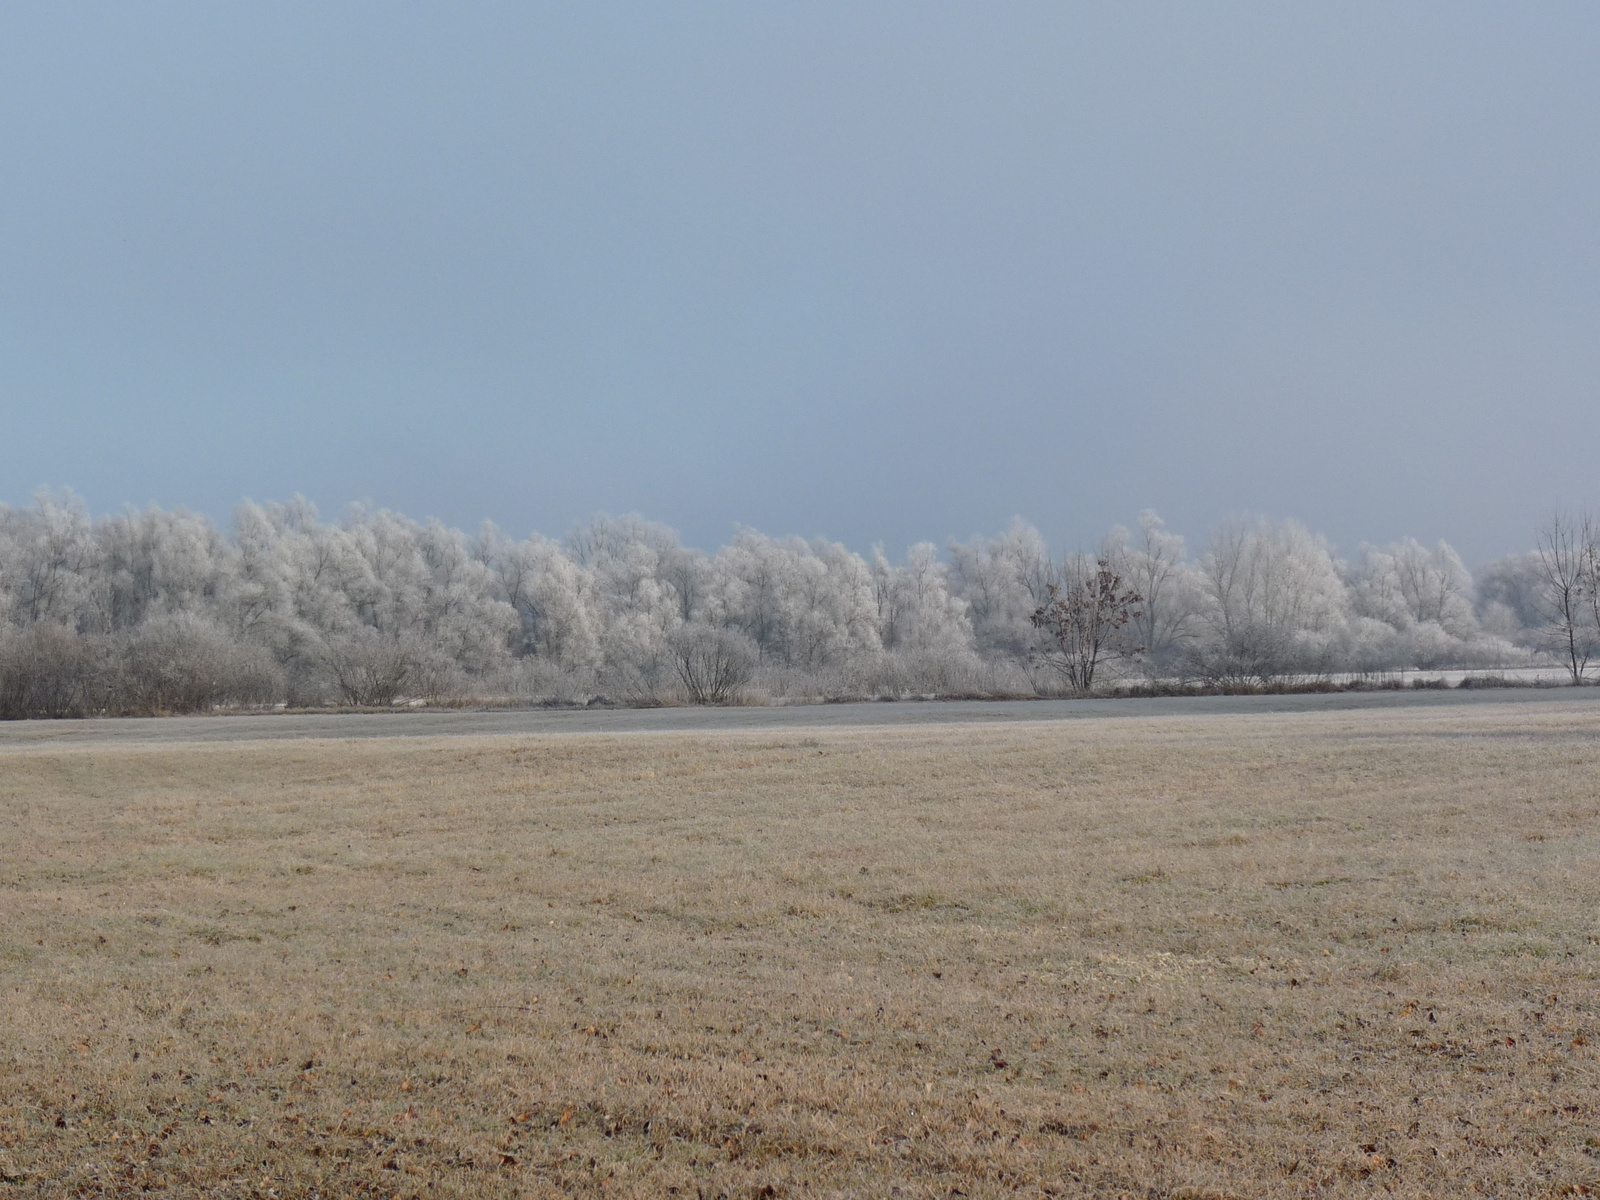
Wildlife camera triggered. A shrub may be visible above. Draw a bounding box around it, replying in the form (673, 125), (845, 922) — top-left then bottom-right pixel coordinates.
(0, 624), (99, 718)
(113, 614), (284, 714)
(319, 627), (435, 707)
(669, 623), (757, 705)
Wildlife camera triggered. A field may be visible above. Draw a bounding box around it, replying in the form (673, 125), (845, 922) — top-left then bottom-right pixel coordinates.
(2, 701), (1599, 1198)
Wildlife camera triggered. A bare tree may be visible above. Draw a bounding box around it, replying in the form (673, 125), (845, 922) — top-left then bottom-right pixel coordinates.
(1534, 511), (1596, 684)
(1586, 542), (1600, 669)
(1030, 557), (1143, 696)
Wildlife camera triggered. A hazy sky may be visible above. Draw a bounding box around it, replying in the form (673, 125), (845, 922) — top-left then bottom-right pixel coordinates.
(3, 4), (1596, 563)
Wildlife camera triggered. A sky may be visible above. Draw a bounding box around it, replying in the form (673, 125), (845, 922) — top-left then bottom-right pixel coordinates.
(2, 3), (1597, 565)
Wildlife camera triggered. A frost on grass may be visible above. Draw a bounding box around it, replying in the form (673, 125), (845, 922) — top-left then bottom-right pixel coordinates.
(0, 702), (1597, 1196)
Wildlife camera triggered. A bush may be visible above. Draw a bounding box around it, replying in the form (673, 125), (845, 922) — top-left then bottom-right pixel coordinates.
(669, 623), (757, 705)
(113, 614), (284, 714)
(0, 624), (99, 718)
(318, 627), (441, 707)
(496, 656), (597, 705)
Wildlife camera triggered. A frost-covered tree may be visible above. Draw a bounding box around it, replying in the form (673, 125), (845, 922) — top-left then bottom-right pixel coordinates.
(1475, 552), (1544, 640)
(1349, 539), (1476, 636)
(315, 508), (515, 697)
(711, 530), (879, 673)
(1344, 537), (1495, 668)
(870, 542), (981, 690)
(1187, 517), (1350, 684)
(478, 527), (599, 670)
(0, 490), (98, 627)
(0, 491), (1583, 713)
(93, 505), (234, 632)
(947, 519), (1054, 662)
(564, 515), (684, 698)
(1103, 511), (1202, 673)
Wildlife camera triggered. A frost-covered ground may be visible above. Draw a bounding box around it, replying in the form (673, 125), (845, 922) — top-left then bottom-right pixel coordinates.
(5, 701), (1599, 1196)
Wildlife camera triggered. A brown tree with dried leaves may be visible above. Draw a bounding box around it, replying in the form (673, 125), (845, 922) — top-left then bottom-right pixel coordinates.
(1030, 557), (1143, 696)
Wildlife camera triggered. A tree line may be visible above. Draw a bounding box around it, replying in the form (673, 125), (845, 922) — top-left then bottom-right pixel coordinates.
(0, 492), (1594, 717)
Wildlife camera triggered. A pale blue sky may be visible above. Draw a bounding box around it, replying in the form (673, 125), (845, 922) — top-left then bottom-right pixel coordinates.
(3, 3), (1596, 562)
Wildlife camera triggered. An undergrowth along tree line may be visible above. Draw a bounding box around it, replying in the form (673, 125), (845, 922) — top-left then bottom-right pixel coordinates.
(0, 493), (1595, 716)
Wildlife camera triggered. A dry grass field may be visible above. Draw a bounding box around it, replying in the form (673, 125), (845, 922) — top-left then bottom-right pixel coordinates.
(2, 703), (1598, 1198)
